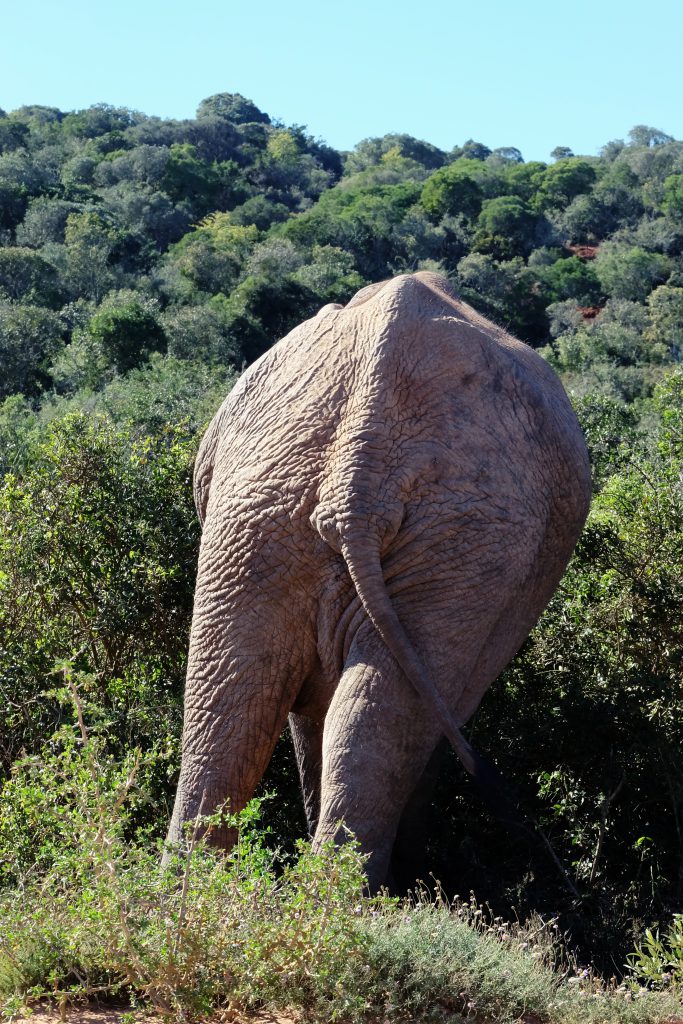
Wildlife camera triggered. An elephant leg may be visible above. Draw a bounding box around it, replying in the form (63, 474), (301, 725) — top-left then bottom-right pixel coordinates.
(289, 711), (324, 835)
(315, 625), (441, 890)
(166, 583), (314, 853)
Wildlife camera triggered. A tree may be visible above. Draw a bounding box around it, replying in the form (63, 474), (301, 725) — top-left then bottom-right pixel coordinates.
(456, 252), (547, 341)
(473, 195), (537, 257)
(458, 139), (491, 161)
(662, 174), (683, 221)
(87, 292), (167, 373)
(345, 134), (446, 174)
(16, 197), (83, 247)
(487, 147), (524, 165)
(550, 146), (574, 161)
(247, 238), (303, 282)
(0, 118), (29, 154)
(93, 144), (170, 188)
(62, 211), (117, 301)
(0, 300), (63, 398)
(594, 243), (670, 302)
(162, 304), (242, 367)
(211, 275), (318, 363)
(292, 245), (364, 303)
(535, 255), (601, 305)
(196, 93), (270, 125)
(628, 125), (674, 148)
(502, 161), (547, 201)
(534, 158), (597, 211)
(61, 104), (140, 138)
(166, 215), (259, 296)
(254, 131), (337, 208)
(0, 247), (59, 303)
(89, 353), (235, 433)
(646, 285), (683, 359)
(420, 164), (483, 222)
(0, 181), (28, 231)
(160, 143), (240, 212)
(0, 415), (200, 779)
(0, 394), (41, 476)
(99, 182), (191, 252)
(280, 182), (420, 280)
(557, 193), (612, 244)
(228, 195), (290, 230)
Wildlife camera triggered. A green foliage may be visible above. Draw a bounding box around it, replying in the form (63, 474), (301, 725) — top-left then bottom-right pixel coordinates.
(628, 125), (674, 149)
(162, 302), (242, 364)
(87, 292), (166, 372)
(345, 133), (447, 175)
(534, 157), (598, 211)
(456, 252), (548, 341)
(645, 284), (683, 358)
(420, 161), (484, 221)
(211, 274), (319, 363)
(0, 415), (200, 780)
(196, 92), (270, 125)
(571, 393), (640, 486)
(160, 143), (242, 213)
(2, 682), (680, 1023)
(0, 395), (41, 476)
(0, 681), (375, 1019)
(281, 180), (419, 279)
(85, 354), (235, 433)
(536, 254), (601, 304)
(662, 173), (683, 221)
(595, 243), (670, 301)
(1, 102), (682, 405)
(0, 246), (60, 303)
(473, 194), (537, 257)
(541, 297), (672, 397)
(0, 299), (63, 398)
(15, 196), (83, 247)
(292, 244), (364, 302)
(62, 210), (118, 301)
(167, 214), (259, 295)
(627, 915), (683, 991)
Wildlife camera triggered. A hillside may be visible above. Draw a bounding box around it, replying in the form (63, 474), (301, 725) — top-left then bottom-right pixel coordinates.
(1, 94), (683, 1017)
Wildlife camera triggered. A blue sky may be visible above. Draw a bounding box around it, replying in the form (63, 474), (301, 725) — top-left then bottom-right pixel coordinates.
(2, 0), (680, 161)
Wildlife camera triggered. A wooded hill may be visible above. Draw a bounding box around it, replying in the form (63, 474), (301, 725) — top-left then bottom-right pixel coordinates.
(1, 94), (682, 973)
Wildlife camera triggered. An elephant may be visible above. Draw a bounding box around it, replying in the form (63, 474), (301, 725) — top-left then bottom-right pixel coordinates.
(166, 271), (591, 888)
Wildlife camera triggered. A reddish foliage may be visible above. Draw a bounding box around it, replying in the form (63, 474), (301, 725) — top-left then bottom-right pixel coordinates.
(567, 244), (599, 260)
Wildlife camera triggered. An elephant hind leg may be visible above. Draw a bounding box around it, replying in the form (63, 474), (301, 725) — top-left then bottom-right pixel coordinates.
(167, 597), (316, 853)
(315, 625), (441, 890)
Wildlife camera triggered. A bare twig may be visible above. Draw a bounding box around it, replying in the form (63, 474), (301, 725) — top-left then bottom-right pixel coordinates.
(589, 772), (625, 884)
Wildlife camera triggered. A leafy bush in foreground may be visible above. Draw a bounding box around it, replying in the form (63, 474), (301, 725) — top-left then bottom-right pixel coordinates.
(0, 415), (200, 832)
(0, 674), (681, 1023)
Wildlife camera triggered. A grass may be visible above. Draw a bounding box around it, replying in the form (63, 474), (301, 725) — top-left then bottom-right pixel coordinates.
(0, 672), (682, 1023)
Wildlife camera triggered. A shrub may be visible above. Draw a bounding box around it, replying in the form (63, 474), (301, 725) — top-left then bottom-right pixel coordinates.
(2, 674), (680, 1024)
(0, 415), (199, 792)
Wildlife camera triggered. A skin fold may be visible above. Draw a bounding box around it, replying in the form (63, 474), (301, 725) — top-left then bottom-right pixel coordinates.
(165, 271), (592, 888)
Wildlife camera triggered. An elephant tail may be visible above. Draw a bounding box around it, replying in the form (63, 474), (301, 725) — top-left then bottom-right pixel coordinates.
(339, 532), (504, 799)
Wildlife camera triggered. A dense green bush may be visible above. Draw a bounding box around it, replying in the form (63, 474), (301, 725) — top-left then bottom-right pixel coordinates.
(0, 415), (199, 788)
(1, 683), (679, 1022)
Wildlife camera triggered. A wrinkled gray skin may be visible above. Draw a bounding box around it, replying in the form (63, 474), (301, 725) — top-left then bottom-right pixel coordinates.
(166, 272), (591, 888)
